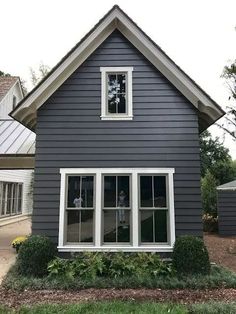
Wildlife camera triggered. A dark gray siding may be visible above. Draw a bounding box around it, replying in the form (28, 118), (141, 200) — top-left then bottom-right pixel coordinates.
(218, 190), (236, 236)
(33, 30), (202, 244)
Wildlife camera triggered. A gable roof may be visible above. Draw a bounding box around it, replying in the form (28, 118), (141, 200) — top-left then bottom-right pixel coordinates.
(217, 180), (236, 191)
(0, 76), (19, 101)
(10, 5), (225, 131)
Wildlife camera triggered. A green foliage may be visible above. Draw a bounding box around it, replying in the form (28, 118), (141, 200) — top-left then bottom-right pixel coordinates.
(190, 302), (236, 314)
(0, 70), (11, 77)
(172, 236), (210, 275)
(201, 170), (218, 215)
(47, 252), (172, 280)
(200, 130), (231, 179)
(4, 263), (236, 291)
(202, 214), (218, 233)
(17, 235), (56, 277)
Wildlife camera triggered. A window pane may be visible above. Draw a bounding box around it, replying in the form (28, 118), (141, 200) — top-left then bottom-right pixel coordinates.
(67, 176), (94, 208)
(154, 176), (167, 207)
(140, 210), (154, 242)
(108, 74), (117, 114)
(104, 176), (116, 207)
(117, 74), (126, 93)
(154, 210), (167, 242)
(81, 176), (94, 208)
(0, 183), (5, 216)
(6, 184), (12, 214)
(67, 210), (93, 243)
(17, 185), (22, 214)
(108, 94), (117, 113)
(140, 176), (153, 207)
(103, 209), (130, 243)
(11, 184), (16, 214)
(118, 94), (126, 113)
(117, 176), (130, 207)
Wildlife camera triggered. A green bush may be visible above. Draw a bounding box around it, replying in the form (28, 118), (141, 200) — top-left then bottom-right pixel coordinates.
(172, 235), (210, 275)
(17, 235), (56, 277)
(47, 252), (172, 280)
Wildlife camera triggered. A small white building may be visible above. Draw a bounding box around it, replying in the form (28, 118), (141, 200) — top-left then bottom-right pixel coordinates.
(0, 76), (35, 222)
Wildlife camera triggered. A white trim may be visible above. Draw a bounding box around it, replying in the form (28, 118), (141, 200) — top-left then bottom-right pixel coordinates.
(58, 167), (175, 252)
(100, 67), (133, 120)
(11, 6), (224, 130)
(217, 187), (236, 191)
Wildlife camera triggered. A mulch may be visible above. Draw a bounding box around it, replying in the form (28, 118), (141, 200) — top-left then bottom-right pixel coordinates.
(1, 287), (236, 309)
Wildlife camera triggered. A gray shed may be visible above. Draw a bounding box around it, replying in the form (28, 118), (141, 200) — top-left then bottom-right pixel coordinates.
(217, 180), (236, 236)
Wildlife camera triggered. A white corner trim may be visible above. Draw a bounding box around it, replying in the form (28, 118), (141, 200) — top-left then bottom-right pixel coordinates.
(100, 66), (133, 120)
(58, 167), (175, 252)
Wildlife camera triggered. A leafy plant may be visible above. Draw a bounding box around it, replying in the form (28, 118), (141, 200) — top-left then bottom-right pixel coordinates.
(203, 214), (218, 233)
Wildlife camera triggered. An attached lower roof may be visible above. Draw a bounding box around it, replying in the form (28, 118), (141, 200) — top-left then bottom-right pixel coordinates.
(0, 119), (35, 169)
(10, 5), (225, 131)
(217, 180), (236, 191)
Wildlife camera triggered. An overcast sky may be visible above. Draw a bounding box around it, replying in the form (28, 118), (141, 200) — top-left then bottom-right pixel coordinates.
(0, 0), (235, 158)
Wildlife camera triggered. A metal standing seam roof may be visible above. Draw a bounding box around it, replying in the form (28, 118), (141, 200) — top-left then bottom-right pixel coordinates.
(217, 180), (236, 191)
(0, 119), (35, 155)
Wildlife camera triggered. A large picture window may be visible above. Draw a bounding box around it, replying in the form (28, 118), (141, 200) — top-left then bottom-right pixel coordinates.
(0, 182), (23, 218)
(59, 168), (175, 252)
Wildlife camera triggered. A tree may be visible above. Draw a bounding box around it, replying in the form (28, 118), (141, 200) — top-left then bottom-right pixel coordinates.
(30, 62), (50, 87)
(200, 130), (231, 180)
(220, 60), (236, 140)
(0, 70), (10, 77)
(201, 170), (218, 215)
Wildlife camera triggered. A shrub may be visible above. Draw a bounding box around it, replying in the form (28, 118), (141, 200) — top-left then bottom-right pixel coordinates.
(172, 235), (210, 275)
(203, 214), (218, 233)
(11, 236), (27, 253)
(17, 235), (56, 277)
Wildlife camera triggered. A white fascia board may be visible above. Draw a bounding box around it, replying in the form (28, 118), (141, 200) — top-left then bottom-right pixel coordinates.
(217, 187), (236, 191)
(12, 7), (224, 129)
(60, 168), (175, 175)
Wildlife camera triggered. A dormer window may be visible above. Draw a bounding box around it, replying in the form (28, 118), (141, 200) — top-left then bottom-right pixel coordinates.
(100, 67), (133, 120)
(12, 95), (17, 109)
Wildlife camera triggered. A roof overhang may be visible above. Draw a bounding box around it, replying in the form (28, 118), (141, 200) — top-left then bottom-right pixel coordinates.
(10, 5), (225, 131)
(0, 155), (35, 169)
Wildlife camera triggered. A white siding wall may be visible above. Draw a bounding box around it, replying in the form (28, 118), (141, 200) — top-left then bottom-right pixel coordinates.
(0, 82), (22, 119)
(0, 170), (33, 215)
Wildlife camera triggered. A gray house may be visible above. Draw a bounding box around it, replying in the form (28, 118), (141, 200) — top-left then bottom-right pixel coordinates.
(11, 6), (224, 253)
(217, 180), (236, 236)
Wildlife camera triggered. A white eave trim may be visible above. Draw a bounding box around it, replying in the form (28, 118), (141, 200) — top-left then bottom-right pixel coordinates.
(11, 6), (224, 129)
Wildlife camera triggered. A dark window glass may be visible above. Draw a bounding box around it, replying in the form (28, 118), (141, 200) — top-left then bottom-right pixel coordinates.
(67, 210), (93, 243)
(67, 176), (94, 208)
(11, 184), (16, 214)
(140, 210), (167, 243)
(104, 176), (130, 208)
(17, 184), (22, 214)
(103, 210), (130, 243)
(1, 183), (6, 216)
(140, 176), (153, 207)
(154, 176), (167, 208)
(6, 184), (12, 214)
(107, 73), (126, 114)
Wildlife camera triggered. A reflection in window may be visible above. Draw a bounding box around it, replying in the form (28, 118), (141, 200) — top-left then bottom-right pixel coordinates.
(107, 73), (126, 114)
(140, 210), (167, 243)
(67, 176), (94, 208)
(66, 175), (94, 244)
(140, 176), (167, 208)
(103, 175), (131, 244)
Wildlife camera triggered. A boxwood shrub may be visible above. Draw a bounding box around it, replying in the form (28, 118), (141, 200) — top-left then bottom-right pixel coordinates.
(16, 235), (56, 277)
(172, 235), (210, 275)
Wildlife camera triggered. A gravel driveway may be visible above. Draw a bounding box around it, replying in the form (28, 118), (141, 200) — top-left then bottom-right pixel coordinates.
(0, 218), (31, 284)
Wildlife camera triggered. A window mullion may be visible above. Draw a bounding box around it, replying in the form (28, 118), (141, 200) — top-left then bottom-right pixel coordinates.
(95, 173), (101, 246)
(133, 172), (138, 246)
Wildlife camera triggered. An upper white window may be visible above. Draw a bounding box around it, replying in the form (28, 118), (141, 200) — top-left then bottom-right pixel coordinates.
(100, 67), (133, 120)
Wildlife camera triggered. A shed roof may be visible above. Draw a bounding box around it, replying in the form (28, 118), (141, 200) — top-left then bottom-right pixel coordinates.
(217, 180), (236, 191)
(0, 77), (18, 101)
(10, 5), (225, 131)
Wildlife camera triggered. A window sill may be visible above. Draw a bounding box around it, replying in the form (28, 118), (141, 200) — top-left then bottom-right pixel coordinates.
(57, 245), (173, 252)
(100, 115), (133, 121)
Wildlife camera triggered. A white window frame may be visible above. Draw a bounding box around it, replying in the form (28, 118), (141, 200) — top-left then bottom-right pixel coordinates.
(58, 168), (175, 252)
(100, 67), (133, 120)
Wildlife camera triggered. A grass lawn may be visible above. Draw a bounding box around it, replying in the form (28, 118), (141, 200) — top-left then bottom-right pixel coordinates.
(3, 264), (236, 291)
(1, 301), (236, 314)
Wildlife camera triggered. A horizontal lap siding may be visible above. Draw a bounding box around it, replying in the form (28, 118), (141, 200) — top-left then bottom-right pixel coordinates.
(218, 191), (236, 235)
(33, 30), (202, 243)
